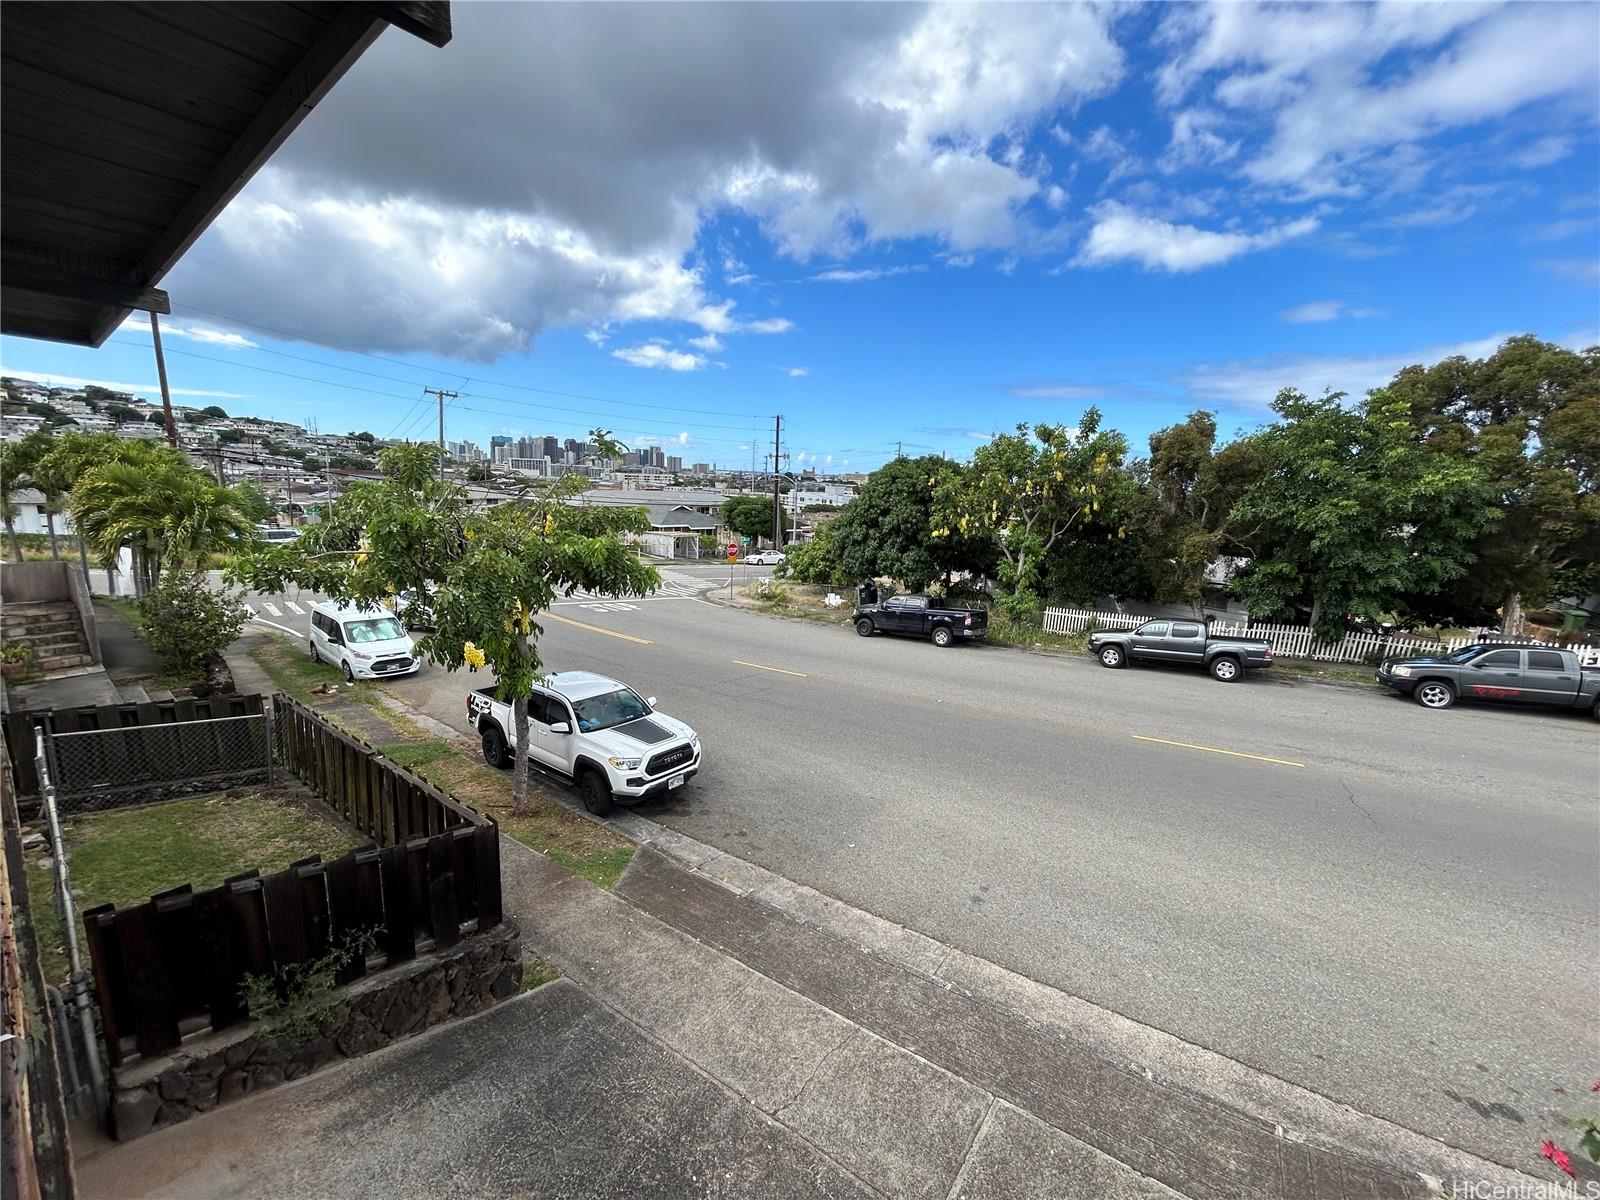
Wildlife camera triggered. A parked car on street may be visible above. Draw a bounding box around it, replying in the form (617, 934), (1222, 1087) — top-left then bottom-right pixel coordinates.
(1377, 643), (1600, 716)
(744, 551), (785, 565)
(853, 594), (989, 646)
(309, 601), (420, 682)
(468, 671), (701, 815)
(1089, 620), (1272, 682)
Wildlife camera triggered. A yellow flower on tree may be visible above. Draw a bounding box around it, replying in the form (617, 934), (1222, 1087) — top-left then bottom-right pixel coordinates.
(462, 641), (487, 670)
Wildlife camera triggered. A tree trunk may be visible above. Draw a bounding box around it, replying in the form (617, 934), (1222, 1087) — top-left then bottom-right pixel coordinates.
(76, 537), (91, 591)
(1500, 590), (1524, 636)
(511, 630), (532, 816)
(44, 509), (59, 560)
(1308, 594), (1323, 641)
(511, 694), (530, 817)
(2, 513), (18, 563)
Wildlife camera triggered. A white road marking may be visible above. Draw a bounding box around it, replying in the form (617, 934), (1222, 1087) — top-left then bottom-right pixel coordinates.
(284, 600), (304, 615)
(253, 616), (303, 639)
(263, 602), (282, 617)
(243, 603), (257, 616)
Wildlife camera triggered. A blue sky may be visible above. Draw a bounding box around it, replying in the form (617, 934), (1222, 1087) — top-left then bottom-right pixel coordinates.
(3, 2), (1596, 472)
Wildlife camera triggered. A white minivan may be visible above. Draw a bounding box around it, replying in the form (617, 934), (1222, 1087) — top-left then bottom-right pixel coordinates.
(308, 601), (420, 682)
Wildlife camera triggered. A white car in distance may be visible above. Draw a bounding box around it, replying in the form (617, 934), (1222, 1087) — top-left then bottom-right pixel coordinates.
(743, 551), (786, 565)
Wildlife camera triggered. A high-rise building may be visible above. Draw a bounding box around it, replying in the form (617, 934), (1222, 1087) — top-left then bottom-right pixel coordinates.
(666, 456), (683, 474)
(490, 435), (512, 451)
(541, 436), (559, 460)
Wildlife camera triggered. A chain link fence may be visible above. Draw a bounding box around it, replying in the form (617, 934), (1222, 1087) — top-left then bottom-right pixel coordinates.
(49, 713), (272, 813)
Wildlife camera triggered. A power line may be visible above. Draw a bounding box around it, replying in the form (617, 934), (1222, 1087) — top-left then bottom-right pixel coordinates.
(166, 301), (774, 420)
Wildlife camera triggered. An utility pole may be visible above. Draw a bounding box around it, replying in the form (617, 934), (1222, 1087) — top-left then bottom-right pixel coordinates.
(150, 312), (178, 448)
(771, 414), (783, 549)
(424, 388), (458, 480)
(895, 440), (902, 460)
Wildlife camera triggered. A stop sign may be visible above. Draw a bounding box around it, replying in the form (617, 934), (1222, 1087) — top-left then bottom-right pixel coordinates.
(726, 542), (738, 560)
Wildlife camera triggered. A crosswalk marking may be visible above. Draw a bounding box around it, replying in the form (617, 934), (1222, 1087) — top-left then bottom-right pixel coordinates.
(263, 602), (282, 617)
(285, 600), (304, 615)
(244, 603), (256, 616)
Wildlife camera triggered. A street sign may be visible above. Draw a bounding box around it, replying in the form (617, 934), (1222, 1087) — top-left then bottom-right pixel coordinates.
(741, 536), (751, 545)
(726, 542), (738, 561)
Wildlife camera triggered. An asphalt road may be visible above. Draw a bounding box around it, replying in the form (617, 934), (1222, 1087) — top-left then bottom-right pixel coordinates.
(250, 575), (1596, 1169)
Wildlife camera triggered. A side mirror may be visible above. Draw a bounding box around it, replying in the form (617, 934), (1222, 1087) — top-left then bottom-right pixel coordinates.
(645, 696), (657, 708)
(549, 721), (571, 735)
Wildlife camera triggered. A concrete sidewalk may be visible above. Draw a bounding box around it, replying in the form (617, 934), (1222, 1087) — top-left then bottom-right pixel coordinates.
(75, 826), (1546, 1199)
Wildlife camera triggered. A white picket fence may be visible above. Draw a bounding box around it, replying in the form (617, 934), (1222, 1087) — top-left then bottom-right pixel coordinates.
(1041, 606), (1600, 666)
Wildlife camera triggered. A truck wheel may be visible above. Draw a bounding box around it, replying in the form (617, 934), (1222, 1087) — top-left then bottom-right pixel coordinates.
(1414, 680), (1455, 710)
(931, 626), (953, 647)
(1591, 697), (1599, 723)
(343, 660), (356, 684)
(1210, 656), (1241, 682)
(855, 618), (874, 637)
(579, 768), (615, 817)
(308, 640), (319, 664)
(481, 724), (511, 769)
(1098, 645), (1125, 669)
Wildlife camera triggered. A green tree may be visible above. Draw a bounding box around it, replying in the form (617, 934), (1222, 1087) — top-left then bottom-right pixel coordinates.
(1124, 412), (1270, 615)
(37, 432), (126, 586)
(230, 481), (275, 526)
(105, 403), (144, 424)
(138, 571), (249, 677)
(775, 523), (845, 584)
(1388, 336), (1600, 631)
(935, 411), (1127, 614)
(827, 456), (993, 591)
(1229, 388), (1498, 639)
(349, 430), (377, 444)
(217, 428), (244, 444)
(721, 495), (789, 544)
(466, 463), (490, 482)
(201, 405), (229, 419)
(71, 443), (255, 594)
(229, 442), (658, 814)
(0, 433), (52, 561)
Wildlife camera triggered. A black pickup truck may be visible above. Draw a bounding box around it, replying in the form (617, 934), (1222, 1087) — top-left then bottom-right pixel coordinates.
(1088, 619), (1273, 682)
(1377, 643), (1600, 717)
(853, 594), (988, 646)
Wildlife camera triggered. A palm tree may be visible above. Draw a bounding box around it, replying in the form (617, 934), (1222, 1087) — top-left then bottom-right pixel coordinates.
(71, 446), (253, 595)
(0, 434), (48, 561)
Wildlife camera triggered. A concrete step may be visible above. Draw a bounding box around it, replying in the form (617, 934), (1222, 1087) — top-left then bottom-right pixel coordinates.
(34, 651), (93, 672)
(3, 610), (81, 631)
(5, 626), (86, 648)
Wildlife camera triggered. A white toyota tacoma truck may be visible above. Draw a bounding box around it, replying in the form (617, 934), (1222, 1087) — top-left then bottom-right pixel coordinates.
(467, 671), (701, 815)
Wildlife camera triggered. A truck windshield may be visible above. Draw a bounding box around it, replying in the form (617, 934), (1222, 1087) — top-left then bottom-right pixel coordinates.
(1444, 645), (1492, 663)
(571, 688), (652, 732)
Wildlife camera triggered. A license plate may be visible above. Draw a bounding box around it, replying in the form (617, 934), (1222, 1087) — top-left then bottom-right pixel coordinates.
(668, 775), (685, 790)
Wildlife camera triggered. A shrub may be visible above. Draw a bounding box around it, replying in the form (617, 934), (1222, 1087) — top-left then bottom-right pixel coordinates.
(137, 571), (249, 677)
(776, 526), (844, 584)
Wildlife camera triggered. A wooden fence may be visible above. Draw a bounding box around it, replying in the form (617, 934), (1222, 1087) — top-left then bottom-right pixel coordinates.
(80, 698), (503, 1066)
(4, 694), (267, 801)
(272, 695), (487, 845)
(1041, 605), (1600, 666)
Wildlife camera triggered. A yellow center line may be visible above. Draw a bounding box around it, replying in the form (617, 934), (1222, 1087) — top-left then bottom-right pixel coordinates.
(1130, 734), (1305, 769)
(733, 659), (808, 678)
(541, 611), (653, 645)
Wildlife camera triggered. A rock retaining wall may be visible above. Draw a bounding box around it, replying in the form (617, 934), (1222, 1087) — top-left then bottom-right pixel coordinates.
(110, 920), (521, 1140)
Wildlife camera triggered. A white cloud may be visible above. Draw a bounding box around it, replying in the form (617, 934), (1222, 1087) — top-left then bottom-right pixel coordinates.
(1157, 3), (1599, 196)
(1074, 202), (1318, 272)
(676, 431), (692, 446)
(1007, 382), (1109, 400)
(745, 317), (794, 334)
(781, 366), (809, 378)
(583, 326), (610, 347)
(1181, 330), (1596, 412)
(1159, 109), (1238, 173)
(1540, 259), (1600, 284)
(688, 333), (724, 352)
(1513, 135), (1574, 169)
(810, 265), (926, 283)
(1279, 300), (1382, 324)
(122, 314), (258, 350)
(726, 273), (756, 285)
(0, 367), (247, 400)
(611, 344), (707, 372)
(1532, 217), (1599, 244)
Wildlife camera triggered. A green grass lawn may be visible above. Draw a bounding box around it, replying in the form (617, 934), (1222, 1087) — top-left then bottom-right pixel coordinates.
(25, 789), (360, 985)
(251, 636), (383, 708)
